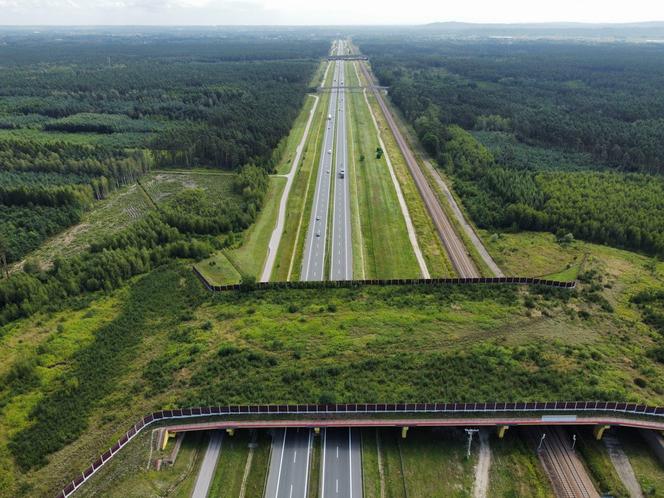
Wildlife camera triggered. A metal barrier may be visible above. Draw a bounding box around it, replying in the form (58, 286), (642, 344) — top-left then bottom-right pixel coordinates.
(57, 400), (662, 497)
(192, 266), (577, 292)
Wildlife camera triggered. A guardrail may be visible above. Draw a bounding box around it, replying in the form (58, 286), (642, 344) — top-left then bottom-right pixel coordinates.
(57, 400), (661, 497)
(192, 266), (576, 292)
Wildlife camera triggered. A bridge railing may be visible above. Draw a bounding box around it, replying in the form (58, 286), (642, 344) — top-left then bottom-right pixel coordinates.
(57, 400), (662, 497)
(192, 266), (577, 292)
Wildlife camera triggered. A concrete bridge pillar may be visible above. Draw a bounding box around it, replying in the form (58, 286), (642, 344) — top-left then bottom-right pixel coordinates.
(161, 429), (174, 450)
(401, 426), (409, 439)
(593, 425), (610, 440)
(497, 426), (509, 439)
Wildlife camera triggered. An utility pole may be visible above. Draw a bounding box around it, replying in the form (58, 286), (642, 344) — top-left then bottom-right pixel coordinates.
(465, 428), (479, 459)
(537, 433), (546, 451)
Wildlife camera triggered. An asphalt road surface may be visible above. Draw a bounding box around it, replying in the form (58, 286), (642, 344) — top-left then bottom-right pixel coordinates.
(301, 60), (340, 281)
(330, 60), (352, 281)
(265, 428), (313, 498)
(321, 428), (362, 498)
(191, 431), (223, 498)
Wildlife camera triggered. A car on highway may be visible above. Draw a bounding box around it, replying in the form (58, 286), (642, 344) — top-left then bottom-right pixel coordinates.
(339, 169), (345, 178)
(327, 114), (332, 120)
(316, 231), (321, 237)
(328, 148), (332, 154)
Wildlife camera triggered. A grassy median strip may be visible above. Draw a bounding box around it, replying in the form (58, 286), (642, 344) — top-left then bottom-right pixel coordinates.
(272, 62), (334, 281)
(400, 428), (477, 497)
(362, 83), (454, 277)
(489, 429), (555, 497)
(347, 63), (421, 279)
(207, 431), (251, 498)
(361, 429), (383, 498)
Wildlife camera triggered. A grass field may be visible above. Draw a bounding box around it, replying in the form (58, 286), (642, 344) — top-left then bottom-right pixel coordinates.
(488, 429), (555, 498)
(346, 62), (421, 279)
(360, 68), (454, 277)
(379, 429), (407, 498)
(401, 428), (477, 498)
(141, 170), (238, 206)
(10, 182), (154, 271)
(271, 62), (334, 281)
(243, 431), (271, 497)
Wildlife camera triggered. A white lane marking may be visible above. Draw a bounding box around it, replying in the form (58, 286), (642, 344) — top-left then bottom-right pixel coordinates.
(303, 430), (312, 498)
(336, 445), (339, 459)
(289, 483), (293, 498)
(293, 450), (297, 463)
(336, 479), (339, 494)
(321, 428), (327, 498)
(349, 429), (353, 498)
(274, 429), (287, 498)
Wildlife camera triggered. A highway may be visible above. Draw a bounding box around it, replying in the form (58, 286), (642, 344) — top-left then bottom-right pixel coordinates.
(321, 428), (362, 498)
(265, 428), (312, 498)
(302, 39), (352, 281)
(330, 59), (352, 280)
(301, 60), (341, 280)
(357, 60), (479, 278)
(191, 431), (223, 498)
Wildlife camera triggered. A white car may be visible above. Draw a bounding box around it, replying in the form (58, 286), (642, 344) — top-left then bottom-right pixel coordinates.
(328, 149), (332, 154)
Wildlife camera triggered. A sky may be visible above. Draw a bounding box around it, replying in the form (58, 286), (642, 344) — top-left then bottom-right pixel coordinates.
(0, 0), (663, 26)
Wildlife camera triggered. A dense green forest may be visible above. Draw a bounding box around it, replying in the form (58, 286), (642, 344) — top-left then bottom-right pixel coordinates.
(359, 39), (664, 256)
(0, 33), (324, 265)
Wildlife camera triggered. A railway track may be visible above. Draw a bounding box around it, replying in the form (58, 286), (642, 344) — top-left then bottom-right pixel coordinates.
(357, 61), (478, 278)
(530, 427), (599, 498)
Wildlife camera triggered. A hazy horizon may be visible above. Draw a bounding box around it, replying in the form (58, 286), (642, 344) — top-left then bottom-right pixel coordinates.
(1, 0), (663, 26)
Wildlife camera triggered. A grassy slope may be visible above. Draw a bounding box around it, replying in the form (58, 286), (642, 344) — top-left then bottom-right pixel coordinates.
(575, 428), (630, 497)
(379, 429), (407, 498)
(362, 82), (453, 277)
(401, 428), (476, 498)
(207, 431), (250, 498)
(488, 430), (555, 498)
(271, 62), (334, 281)
(346, 62), (420, 279)
(619, 429), (664, 497)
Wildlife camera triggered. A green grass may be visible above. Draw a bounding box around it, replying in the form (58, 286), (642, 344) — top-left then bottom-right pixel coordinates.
(400, 428), (476, 498)
(361, 429), (383, 498)
(208, 431), (251, 498)
(488, 429), (555, 498)
(575, 428), (630, 497)
(195, 251), (242, 286)
(142, 170), (238, 206)
(346, 62), (420, 279)
(228, 176), (285, 278)
(619, 429), (664, 497)
(379, 429), (407, 498)
(308, 431), (322, 498)
(361, 72), (453, 277)
(243, 431), (271, 498)
(271, 62), (334, 281)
